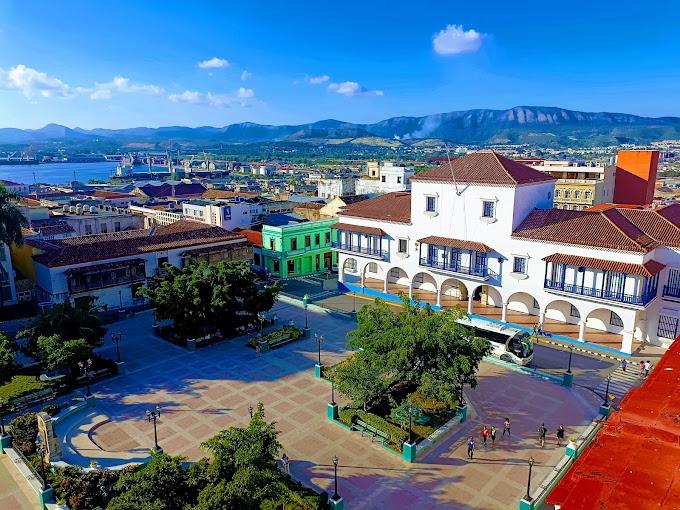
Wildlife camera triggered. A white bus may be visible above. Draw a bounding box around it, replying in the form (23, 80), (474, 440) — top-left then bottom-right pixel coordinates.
(458, 316), (534, 366)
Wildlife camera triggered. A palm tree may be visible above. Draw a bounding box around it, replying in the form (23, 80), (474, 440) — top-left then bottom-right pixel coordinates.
(0, 183), (27, 306)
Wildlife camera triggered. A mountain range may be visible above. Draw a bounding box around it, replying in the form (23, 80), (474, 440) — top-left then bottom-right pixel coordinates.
(2, 106), (679, 147)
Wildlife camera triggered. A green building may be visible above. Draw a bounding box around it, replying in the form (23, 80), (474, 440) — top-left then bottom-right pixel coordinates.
(261, 216), (338, 278)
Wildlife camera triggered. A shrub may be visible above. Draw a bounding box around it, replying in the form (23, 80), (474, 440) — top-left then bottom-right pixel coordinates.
(9, 412), (38, 456)
(0, 374), (45, 401)
(355, 410), (409, 448)
(409, 387), (454, 414)
(40, 403), (61, 417)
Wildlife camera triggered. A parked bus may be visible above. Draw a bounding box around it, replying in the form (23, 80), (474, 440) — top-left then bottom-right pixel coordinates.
(458, 316), (534, 366)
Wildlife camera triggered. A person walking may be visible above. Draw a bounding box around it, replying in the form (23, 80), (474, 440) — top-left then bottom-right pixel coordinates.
(644, 360), (652, 377)
(490, 425), (497, 448)
(639, 360), (645, 377)
(539, 423), (547, 448)
(503, 417), (511, 437)
(281, 453), (290, 474)
(467, 436), (475, 460)
(620, 359), (628, 372)
(482, 425), (489, 449)
(255, 343), (261, 358)
(557, 424), (565, 447)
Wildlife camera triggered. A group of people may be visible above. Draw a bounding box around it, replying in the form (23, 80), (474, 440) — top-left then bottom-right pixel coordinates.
(466, 419), (567, 460)
(620, 358), (653, 377)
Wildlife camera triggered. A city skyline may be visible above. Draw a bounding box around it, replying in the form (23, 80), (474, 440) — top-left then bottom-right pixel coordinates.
(1, 0), (679, 129)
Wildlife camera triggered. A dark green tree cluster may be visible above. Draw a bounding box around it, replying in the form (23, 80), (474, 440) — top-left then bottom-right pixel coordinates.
(336, 297), (491, 410)
(101, 403), (325, 510)
(0, 332), (15, 383)
(140, 261), (279, 339)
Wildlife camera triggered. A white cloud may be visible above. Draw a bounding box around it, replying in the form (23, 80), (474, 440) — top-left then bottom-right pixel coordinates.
(168, 87), (256, 107)
(0, 64), (71, 97)
(240, 70), (252, 81)
(84, 76), (164, 100)
(197, 57), (230, 69)
(328, 81), (383, 97)
(306, 74), (330, 85)
(433, 24), (483, 55)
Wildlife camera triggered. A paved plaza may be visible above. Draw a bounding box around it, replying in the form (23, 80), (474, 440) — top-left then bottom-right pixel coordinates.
(0, 454), (38, 510)
(54, 301), (600, 508)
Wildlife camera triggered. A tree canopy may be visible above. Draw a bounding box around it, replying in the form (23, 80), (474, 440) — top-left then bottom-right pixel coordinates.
(140, 260), (279, 339)
(341, 297), (491, 407)
(36, 335), (93, 375)
(0, 183), (28, 247)
(0, 332), (15, 383)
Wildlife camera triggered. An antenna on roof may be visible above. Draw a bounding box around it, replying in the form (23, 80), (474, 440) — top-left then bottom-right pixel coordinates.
(445, 145), (462, 196)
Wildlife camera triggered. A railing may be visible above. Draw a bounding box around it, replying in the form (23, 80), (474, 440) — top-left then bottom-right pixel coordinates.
(69, 274), (146, 293)
(419, 257), (495, 278)
(663, 285), (680, 299)
(544, 279), (655, 306)
(332, 242), (387, 259)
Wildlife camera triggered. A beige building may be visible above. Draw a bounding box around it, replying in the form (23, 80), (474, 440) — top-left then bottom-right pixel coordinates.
(522, 160), (616, 211)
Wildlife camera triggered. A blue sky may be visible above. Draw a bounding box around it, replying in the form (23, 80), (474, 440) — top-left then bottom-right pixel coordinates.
(0, 0), (679, 128)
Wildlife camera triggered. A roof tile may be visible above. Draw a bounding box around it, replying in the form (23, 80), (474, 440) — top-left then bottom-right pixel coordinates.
(339, 192), (411, 224)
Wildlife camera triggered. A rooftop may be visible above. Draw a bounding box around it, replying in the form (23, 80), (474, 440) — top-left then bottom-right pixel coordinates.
(28, 219), (244, 267)
(339, 191), (411, 224)
(135, 183), (206, 198)
(411, 150), (556, 186)
(547, 336), (680, 509)
(89, 190), (135, 200)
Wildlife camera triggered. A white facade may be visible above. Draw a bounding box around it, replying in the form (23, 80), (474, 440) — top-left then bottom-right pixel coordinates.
(317, 177), (356, 199)
(129, 204), (182, 227)
(0, 243), (18, 306)
(182, 199), (263, 230)
(335, 173), (680, 354)
(57, 206), (144, 236)
(355, 162), (414, 195)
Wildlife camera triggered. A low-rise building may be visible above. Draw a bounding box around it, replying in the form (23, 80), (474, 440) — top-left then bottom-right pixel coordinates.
(129, 202), (182, 227)
(182, 198), (263, 230)
(133, 182), (207, 200)
(26, 220), (251, 309)
(355, 161), (414, 195)
(317, 176), (356, 199)
(0, 243), (18, 307)
(53, 203), (144, 235)
(0, 179), (30, 195)
(520, 159), (616, 210)
(261, 215), (337, 278)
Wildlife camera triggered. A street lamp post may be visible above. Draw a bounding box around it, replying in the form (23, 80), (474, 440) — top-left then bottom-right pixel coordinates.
(78, 358), (93, 396)
(352, 291), (356, 313)
(112, 331), (122, 363)
(0, 397), (6, 436)
(332, 455), (340, 501)
(146, 405), (161, 451)
(567, 345), (573, 373)
(315, 333), (324, 366)
(525, 457), (535, 502)
(331, 379), (336, 405)
(35, 436), (47, 490)
(303, 294), (310, 330)
(407, 406), (413, 444)
(603, 373), (612, 406)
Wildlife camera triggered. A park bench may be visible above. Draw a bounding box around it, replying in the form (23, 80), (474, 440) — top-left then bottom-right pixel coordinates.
(353, 419), (390, 445)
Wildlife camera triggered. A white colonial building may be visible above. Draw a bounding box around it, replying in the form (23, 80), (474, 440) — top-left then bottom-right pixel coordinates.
(355, 161), (414, 195)
(333, 151), (680, 354)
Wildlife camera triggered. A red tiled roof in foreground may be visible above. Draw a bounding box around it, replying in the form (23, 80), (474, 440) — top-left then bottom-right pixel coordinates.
(513, 208), (660, 253)
(411, 150), (555, 186)
(29, 220), (245, 267)
(542, 253), (665, 277)
(332, 223), (385, 236)
(418, 235), (492, 253)
(339, 192), (411, 224)
(547, 337), (680, 510)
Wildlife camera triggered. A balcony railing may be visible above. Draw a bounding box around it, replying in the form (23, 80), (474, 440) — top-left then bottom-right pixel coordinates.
(420, 257), (496, 278)
(332, 242), (387, 259)
(69, 273), (146, 293)
(663, 285), (680, 299)
(544, 279), (656, 306)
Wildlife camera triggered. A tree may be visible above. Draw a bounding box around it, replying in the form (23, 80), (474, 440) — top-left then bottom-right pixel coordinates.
(0, 332), (15, 383)
(344, 297), (491, 406)
(36, 335), (93, 375)
(50, 466), (121, 510)
(0, 183), (28, 247)
(333, 353), (389, 411)
(21, 297), (105, 352)
(8, 412), (37, 455)
(107, 452), (190, 510)
(140, 261), (279, 339)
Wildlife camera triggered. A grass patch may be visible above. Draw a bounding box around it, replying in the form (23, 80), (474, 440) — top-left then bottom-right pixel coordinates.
(0, 374), (46, 401)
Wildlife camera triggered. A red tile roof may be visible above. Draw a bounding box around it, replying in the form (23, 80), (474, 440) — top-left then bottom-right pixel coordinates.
(29, 219), (245, 267)
(411, 151), (555, 186)
(513, 208), (660, 253)
(339, 192), (411, 224)
(295, 202), (325, 210)
(136, 183), (206, 198)
(90, 190), (135, 200)
(542, 253), (665, 277)
(547, 336), (680, 510)
(29, 219), (76, 237)
(617, 204), (680, 248)
(202, 189), (259, 200)
(235, 228), (263, 247)
(332, 223), (386, 236)
(418, 235), (492, 253)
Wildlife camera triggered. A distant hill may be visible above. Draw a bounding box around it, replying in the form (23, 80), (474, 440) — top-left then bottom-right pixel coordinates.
(3, 106), (680, 147)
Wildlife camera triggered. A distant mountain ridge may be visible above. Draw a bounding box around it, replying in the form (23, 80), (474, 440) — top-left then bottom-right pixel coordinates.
(2, 106), (679, 146)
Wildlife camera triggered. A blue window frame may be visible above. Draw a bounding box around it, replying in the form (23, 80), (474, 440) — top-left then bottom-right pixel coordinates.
(482, 200), (495, 218)
(513, 257), (526, 273)
(426, 196), (437, 212)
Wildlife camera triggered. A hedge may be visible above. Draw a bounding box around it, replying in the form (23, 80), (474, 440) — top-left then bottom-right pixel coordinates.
(338, 407), (409, 451)
(0, 375), (46, 401)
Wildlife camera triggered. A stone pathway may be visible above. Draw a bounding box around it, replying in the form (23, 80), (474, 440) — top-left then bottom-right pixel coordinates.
(0, 454), (38, 510)
(63, 300), (597, 509)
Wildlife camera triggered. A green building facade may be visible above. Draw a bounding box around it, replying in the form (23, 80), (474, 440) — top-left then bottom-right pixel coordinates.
(261, 218), (338, 278)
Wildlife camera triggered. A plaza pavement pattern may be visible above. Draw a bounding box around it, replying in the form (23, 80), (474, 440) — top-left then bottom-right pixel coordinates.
(67, 303), (598, 509)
